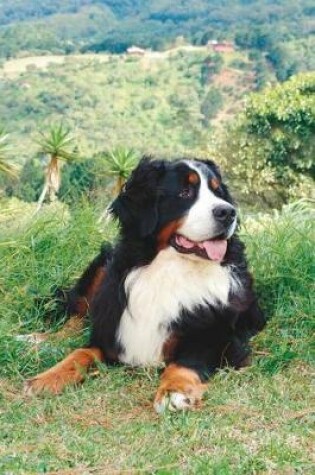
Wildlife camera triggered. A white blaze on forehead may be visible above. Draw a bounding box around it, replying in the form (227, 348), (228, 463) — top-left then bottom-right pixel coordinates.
(178, 161), (231, 242)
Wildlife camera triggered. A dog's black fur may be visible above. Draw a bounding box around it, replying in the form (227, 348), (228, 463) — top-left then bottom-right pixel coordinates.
(27, 157), (266, 406)
(74, 157), (265, 380)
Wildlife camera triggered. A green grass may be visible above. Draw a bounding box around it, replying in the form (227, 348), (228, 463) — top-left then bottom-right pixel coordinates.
(0, 200), (314, 474)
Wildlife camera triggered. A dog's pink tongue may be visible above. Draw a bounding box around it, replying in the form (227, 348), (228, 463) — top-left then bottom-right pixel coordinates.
(202, 239), (227, 262)
(176, 235), (227, 262)
(176, 235), (195, 248)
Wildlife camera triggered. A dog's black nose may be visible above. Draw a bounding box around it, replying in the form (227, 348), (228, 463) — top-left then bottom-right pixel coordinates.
(212, 205), (236, 224)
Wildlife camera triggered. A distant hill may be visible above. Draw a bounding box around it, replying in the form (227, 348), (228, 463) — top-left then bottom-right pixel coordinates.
(0, 1), (314, 81)
(0, 46), (265, 161)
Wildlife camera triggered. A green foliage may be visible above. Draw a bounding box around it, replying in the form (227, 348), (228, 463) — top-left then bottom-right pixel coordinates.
(268, 36), (315, 81)
(35, 123), (80, 206)
(267, 45), (298, 81)
(0, 201), (107, 334)
(253, 59), (270, 90)
(245, 73), (315, 175)
(235, 26), (277, 51)
(101, 147), (139, 195)
(59, 156), (110, 204)
(36, 123), (78, 162)
(0, 0), (313, 64)
(214, 72), (315, 205)
(234, 22), (314, 82)
(0, 50), (245, 163)
(5, 158), (44, 202)
(102, 147), (138, 180)
(242, 201), (315, 370)
(200, 88), (224, 125)
(200, 54), (223, 86)
(0, 128), (18, 178)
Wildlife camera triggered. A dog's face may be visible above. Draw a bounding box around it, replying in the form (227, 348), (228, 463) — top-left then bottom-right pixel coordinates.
(110, 157), (237, 263)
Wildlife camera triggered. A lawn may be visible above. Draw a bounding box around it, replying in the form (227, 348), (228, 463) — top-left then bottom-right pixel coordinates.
(0, 200), (314, 474)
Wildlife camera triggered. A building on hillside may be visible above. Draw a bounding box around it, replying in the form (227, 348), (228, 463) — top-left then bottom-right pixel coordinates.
(207, 40), (235, 53)
(126, 46), (147, 56)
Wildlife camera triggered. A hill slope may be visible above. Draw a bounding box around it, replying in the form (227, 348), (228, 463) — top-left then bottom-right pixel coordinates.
(0, 47), (261, 161)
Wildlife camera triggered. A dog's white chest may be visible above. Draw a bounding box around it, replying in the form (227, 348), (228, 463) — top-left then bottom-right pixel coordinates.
(117, 248), (236, 366)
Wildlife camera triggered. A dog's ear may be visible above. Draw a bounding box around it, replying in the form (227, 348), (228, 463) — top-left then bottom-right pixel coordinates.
(110, 157), (165, 237)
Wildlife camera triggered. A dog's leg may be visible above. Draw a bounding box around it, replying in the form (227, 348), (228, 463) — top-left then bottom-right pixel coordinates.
(24, 347), (103, 395)
(154, 364), (208, 413)
(58, 244), (112, 321)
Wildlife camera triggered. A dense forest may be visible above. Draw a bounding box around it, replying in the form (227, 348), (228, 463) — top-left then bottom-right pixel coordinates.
(0, 1), (314, 80)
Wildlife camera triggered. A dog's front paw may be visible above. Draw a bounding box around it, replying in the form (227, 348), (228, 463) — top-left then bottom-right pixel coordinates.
(154, 390), (200, 413)
(24, 370), (68, 395)
(153, 364), (207, 414)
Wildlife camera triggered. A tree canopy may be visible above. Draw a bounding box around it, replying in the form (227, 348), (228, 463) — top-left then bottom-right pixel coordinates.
(215, 72), (315, 205)
(0, 0), (313, 66)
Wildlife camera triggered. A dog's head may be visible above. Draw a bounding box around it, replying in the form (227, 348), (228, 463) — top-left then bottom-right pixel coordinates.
(110, 157), (237, 262)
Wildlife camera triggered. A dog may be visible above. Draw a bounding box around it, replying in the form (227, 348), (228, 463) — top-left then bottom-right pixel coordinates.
(25, 157), (266, 412)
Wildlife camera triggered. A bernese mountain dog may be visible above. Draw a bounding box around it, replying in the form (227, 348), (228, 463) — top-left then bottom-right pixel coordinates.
(25, 157), (266, 413)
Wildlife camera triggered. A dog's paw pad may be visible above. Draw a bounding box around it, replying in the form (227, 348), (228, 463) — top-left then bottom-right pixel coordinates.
(154, 391), (194, 414)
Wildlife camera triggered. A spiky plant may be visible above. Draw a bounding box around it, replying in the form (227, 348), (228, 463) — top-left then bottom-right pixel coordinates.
(103, 147), (138, 196)
(0, 128), (18, 178)
(35, 124), (78, 211)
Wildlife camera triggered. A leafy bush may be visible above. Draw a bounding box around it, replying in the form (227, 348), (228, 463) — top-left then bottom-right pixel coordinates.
(214, 72), (315, 205)
(5, 157), (44, 202)
(200, 54), (223, 86)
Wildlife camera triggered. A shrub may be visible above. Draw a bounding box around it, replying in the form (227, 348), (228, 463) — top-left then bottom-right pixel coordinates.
(213, 72), (315, 205)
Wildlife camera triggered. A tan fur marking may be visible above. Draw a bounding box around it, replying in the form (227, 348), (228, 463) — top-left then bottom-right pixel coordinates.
(162, 333), (180, 362)
(187, 171), (199, 185)
(157, 219), (183, 251)
(25, 347), (103, 395)
(154, 364), (207, 408)
(209, 177), (220, 190)
(72, 268), (107, 317)
(85, 268), (107, 302)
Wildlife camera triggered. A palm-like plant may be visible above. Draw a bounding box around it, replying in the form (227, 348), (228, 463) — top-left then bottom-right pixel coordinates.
(103, 147), (138, 196)
(0, 128), (19, 178)
(36, 124), (78, 211)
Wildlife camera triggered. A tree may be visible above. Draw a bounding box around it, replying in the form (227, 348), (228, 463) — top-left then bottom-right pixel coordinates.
(200, 88), (224, 126)
(35, 124), (78, 211)
(0, 128), (18, 179)
(200, 55), (223, 86)
(213, 73), (315, 205)
(102, 147), (138, 196)
(267, 45), (298, 81)
(5, 158), (44, 202)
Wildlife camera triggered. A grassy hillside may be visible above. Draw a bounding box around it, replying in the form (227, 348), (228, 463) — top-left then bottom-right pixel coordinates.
(0, 47), (263, 162)
(0, 200), (314, 473)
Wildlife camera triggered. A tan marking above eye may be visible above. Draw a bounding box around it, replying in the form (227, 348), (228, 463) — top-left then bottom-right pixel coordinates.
(209, 177), (220, 190)
(187, 172), (199, 185)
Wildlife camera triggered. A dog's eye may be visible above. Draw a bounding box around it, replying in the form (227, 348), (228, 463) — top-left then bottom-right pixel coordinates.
(178, 186), (194, 199)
